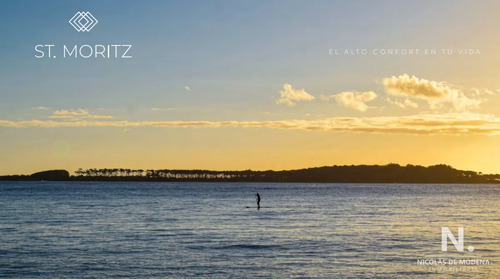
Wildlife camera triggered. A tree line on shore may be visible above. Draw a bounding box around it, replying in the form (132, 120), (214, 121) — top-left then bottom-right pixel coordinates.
(1, 164), (498, 183)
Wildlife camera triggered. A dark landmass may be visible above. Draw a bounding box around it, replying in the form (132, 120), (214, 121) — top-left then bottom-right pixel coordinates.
(0, 170), (70, 181)
(31, 170), (70, 180)
(0, 164), (499, 183)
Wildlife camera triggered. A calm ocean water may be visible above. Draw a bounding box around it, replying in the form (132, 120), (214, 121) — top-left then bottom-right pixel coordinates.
(0, 182), (498, 278)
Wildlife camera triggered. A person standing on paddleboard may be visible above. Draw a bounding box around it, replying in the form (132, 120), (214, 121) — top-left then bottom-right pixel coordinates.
(256, 193), (261, 209)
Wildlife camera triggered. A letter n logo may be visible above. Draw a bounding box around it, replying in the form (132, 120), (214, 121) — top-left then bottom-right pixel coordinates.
(441, 227), (464, 252)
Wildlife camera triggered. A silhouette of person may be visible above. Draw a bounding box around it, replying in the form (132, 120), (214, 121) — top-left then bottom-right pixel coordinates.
(256, 193), (261, 209)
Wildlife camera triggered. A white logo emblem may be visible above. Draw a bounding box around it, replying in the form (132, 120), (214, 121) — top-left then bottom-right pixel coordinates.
(442, 227), (474, 252)
(69, 12), (98, 32)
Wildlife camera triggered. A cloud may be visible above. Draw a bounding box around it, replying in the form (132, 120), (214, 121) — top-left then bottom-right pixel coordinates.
(184, 86), (191, 92)
(53, 109), (89, 116)
(276, 83), (315, 107)
(151, 107), (181, 112)
(387, 98), (419, 109)
(80, 114), (114, 119)
(31, 106), (50, 110)
(1, 113), (499, 135)
(471, 88), (495, 97)
(328, 91), (377, 112)
(49, 109), (113, 120)
(383, 74), (480, 111)
(383, 74), (447, 98)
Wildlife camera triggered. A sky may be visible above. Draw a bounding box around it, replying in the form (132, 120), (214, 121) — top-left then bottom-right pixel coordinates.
(1, 0), (500, 175)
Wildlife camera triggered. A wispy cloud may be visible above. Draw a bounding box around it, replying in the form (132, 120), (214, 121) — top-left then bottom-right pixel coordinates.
(276, 83), (315, 107)
(151, 107), (181, 112)
(31, 106), (50, 110)
(1, 113), (499, 135)
(53, 109), (89, 116)
(48, 109), (113, 120)
(386, 98), (419, 109)
(326, 91), (377, 112)
(471, 88), (495, 96)
(383, 74), (481, 111)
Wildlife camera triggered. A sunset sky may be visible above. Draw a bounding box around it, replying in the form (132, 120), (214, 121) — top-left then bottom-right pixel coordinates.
(1, 0), (500, 175)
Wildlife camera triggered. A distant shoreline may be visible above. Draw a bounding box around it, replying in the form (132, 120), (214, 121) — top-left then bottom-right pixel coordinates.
(1, 180), (499, 185)
(1, 164), (499, 184)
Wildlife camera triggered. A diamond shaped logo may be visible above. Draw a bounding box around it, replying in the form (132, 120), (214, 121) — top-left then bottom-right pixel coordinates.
(69, 12), (98, 32)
